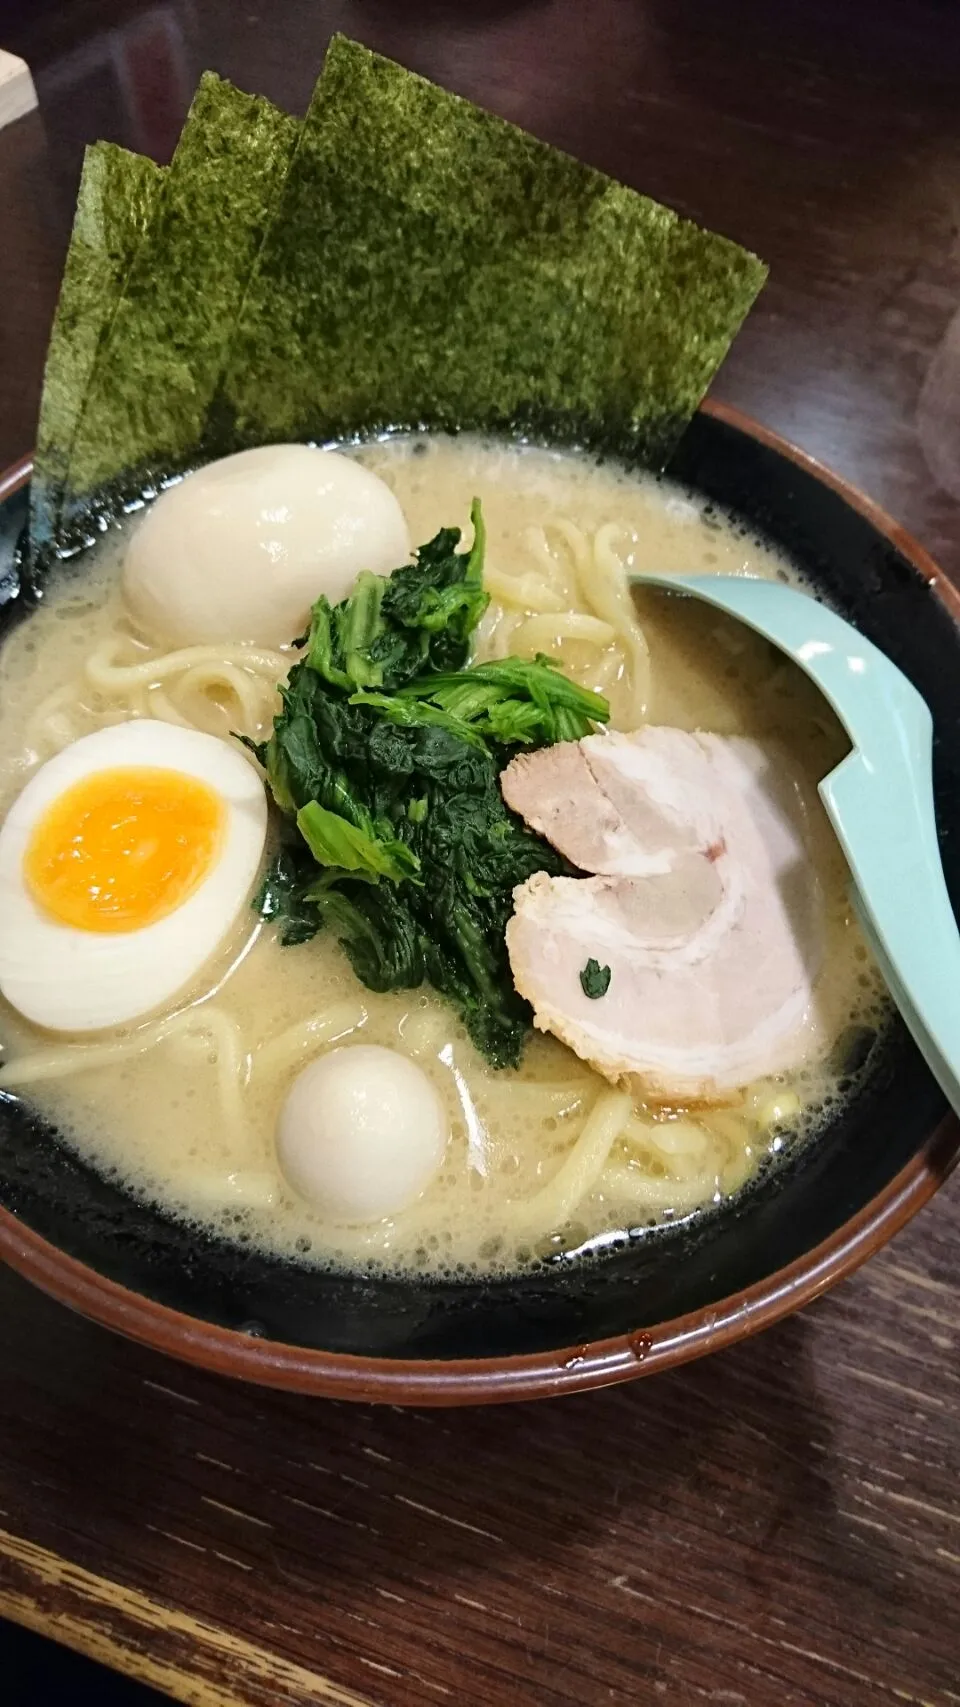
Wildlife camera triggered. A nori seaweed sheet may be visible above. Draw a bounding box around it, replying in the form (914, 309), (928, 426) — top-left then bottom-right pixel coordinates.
(31, 36), (767, 558)
(30, 143), (162, 562)
(53, 75), (300, 544)
(215, 36), (766, 460)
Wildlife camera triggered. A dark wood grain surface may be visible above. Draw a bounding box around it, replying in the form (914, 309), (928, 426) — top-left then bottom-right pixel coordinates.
(0, 2), (958, 1702)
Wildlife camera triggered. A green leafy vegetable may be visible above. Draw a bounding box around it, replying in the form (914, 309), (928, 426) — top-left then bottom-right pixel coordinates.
(297, 801), (420, 885)
(348, 691), (490, 751)
(396, 656), (610, 748)
(254, 502), (605, 1068)
(255, 843), (324, 946)
(306, 499), (488, 694)
(580, 959), (612, 999)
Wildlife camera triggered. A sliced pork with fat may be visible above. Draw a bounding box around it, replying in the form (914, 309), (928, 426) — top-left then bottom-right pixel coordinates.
(502, 727), (827, 1103)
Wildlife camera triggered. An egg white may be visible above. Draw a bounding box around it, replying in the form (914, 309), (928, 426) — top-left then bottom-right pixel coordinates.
(0, 721), (268, 1033)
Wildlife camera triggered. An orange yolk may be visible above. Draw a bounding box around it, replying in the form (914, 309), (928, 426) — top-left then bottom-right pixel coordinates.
(24, 766), (225, 933)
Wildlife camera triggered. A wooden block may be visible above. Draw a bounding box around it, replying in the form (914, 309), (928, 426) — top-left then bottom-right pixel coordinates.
(0, 49), (37, 131)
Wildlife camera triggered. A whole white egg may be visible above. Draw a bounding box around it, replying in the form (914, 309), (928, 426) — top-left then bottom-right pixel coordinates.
(0, 721), (267, 1032)
(276, 1044), (450, 1222)
(122, 445), (411, 648)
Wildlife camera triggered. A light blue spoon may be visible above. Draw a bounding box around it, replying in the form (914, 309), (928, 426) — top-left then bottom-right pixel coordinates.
(633, 573), (960, 1114)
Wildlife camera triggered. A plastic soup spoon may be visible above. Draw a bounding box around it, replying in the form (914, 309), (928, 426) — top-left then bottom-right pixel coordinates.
(632, 572), (960, 1115)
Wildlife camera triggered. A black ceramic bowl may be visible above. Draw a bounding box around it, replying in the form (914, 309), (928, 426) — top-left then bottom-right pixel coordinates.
(0, 400), (957, 1405)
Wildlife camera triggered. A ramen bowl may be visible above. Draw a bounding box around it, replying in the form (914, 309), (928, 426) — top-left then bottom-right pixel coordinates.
(0, 399), (957, 1406)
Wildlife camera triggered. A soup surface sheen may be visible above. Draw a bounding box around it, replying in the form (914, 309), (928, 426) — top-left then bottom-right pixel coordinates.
(0, 437), (888, 1276)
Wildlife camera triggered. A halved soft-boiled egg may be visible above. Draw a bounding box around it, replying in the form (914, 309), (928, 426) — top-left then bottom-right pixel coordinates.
(0, 721), (267, 1032)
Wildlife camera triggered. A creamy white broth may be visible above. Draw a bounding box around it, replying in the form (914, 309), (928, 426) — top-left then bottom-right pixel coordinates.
(0, 436), (889, 1276)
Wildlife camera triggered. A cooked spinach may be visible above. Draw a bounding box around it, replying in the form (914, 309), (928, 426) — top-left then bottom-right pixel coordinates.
(366, 654), (609, 749)
(304, 499), (488, 694)
(252, 502), (608, 1067)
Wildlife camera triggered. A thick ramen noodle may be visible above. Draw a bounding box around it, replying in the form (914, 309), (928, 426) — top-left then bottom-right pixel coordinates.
(0, 437), (889, 1276)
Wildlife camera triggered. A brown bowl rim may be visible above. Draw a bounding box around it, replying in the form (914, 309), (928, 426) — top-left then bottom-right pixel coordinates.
(0, 400), (957, 1406)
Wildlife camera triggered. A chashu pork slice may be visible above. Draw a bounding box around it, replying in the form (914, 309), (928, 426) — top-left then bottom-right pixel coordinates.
(502, 727), (826, 1103)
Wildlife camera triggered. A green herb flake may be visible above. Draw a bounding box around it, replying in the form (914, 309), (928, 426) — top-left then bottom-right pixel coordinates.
(580, 959), (612, 999)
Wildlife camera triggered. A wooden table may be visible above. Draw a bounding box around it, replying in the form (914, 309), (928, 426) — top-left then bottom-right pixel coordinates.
(0, 3), (958, 1702)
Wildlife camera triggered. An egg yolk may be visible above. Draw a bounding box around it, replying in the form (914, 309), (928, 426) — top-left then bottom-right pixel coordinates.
(24, 767), (225, 933)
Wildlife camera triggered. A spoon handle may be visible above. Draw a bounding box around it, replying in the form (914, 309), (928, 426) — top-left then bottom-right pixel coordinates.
(822, 737), (960, 1116)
